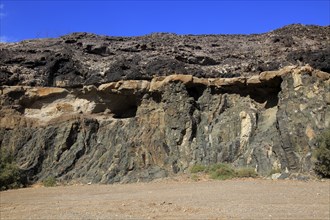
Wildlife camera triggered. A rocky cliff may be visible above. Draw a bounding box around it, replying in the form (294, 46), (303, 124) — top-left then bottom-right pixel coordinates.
(0, 24), (329, 184)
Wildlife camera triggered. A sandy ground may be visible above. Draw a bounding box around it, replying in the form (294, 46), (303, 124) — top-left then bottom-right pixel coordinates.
(0, 178), (329, 220)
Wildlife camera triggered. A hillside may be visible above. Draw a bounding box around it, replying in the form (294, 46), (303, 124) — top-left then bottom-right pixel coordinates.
(0, 24), (329, 185)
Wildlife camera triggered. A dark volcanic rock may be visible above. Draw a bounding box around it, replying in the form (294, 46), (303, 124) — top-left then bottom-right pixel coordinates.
(0, 24), (329, 87)
(287, 49), (330, 72)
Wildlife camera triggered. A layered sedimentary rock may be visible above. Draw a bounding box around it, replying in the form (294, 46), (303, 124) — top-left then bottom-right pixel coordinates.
(0, 24), (329, 183)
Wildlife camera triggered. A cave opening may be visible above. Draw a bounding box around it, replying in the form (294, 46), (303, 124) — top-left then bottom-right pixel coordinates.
(186, 85), (206, 101)
(97, 93), (141, 119)
(112, 104), (138, 119)
(249, 76), (282, 108)
(211, 76), (283, 109)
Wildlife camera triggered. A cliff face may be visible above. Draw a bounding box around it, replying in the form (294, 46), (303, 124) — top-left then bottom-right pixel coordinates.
(0, 24), (329, 184)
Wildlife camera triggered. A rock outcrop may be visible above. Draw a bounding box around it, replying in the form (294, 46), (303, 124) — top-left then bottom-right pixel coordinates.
(0, 24), (329, 184)
(1, 24), (329, 87)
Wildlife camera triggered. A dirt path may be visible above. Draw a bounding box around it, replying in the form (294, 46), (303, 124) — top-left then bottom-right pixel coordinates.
(1, 178), (329, 219)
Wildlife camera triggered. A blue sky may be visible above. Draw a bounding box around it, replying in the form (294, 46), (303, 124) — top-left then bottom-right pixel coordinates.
(0, 0), (329, 42)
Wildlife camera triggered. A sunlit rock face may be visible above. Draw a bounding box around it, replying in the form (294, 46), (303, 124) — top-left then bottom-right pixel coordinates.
(0, 24), (329, 183)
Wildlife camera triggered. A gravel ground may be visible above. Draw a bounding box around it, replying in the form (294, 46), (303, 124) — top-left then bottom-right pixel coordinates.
(1, 178), (329, 220)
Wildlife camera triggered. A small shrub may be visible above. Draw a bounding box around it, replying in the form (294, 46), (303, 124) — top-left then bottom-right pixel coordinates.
(236, 168), (258, 178)
(314, 129), (330, 178)
(0, 148), (22, 190)
(207, 163), (230, 172)
(42, 176), (57, 187)
(190, 163), (259, 180)
(190, 174), (199, 181)
(190, 164), (207, 173)
(209, 164), (236, 180)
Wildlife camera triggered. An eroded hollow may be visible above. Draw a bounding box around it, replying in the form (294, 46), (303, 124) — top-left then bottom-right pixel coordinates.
(211, 76), (283, 108)
(186, 85), (207, 101)
(96, 93), (140, 118)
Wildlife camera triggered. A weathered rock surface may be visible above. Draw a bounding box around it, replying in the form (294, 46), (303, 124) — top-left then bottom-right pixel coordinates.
(0, 24), (329, 87)
(0, 24), (329, 184)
